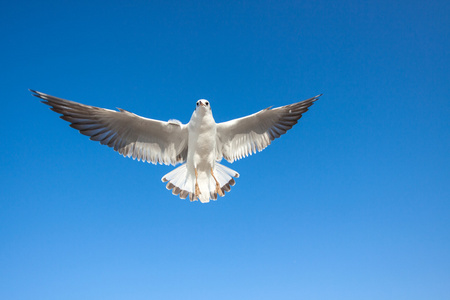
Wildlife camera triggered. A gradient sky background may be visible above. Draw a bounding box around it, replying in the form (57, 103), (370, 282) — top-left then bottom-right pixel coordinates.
(1, 0), (449, 299)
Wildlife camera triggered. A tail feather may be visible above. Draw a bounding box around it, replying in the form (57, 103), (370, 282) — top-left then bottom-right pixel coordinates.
(161, 163), (239, 203)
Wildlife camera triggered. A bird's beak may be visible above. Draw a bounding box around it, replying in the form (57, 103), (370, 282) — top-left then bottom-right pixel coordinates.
(200, 102), (206, 107)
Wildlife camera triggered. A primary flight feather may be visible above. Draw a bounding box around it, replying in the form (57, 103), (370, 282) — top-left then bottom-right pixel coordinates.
(31, 90), (320, 203)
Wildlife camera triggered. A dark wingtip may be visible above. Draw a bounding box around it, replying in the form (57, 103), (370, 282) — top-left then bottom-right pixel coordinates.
(30, 89), (44, 99)
(312, 94), (323, 101)
(30, 90), (52, 106)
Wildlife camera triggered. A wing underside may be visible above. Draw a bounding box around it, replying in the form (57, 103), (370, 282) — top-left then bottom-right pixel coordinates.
(216, 95), (321, 162)
(31, 90), (188, 165)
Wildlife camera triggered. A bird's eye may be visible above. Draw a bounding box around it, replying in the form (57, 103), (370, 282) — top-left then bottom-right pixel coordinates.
(196, 102), (199, 106)
(206, 102), (209, 106)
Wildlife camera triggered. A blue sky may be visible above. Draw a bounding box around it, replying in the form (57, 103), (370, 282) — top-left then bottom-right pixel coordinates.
(1, 0), (449, 299)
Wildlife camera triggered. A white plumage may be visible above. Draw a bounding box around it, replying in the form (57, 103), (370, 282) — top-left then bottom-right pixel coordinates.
(31, 90), (320, 203)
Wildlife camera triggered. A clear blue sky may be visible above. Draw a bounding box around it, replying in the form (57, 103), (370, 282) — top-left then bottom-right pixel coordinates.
(1, 0), (449, 299)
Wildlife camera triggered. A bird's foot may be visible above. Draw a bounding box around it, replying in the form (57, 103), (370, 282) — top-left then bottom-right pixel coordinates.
(215, 183), (224, 197)
(195, 182), (201, 197)
(193, 167), (201, 201)
(211, 167), (224, 197)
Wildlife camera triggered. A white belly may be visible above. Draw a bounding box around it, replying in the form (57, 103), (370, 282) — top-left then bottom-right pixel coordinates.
(187, 114), (217, 170)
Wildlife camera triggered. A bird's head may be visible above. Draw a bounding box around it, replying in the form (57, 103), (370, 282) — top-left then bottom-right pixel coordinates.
(196, 99), (211, 111)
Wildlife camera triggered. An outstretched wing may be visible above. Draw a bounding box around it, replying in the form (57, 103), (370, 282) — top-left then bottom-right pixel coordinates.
(216, 95), (321, 163)
(32, 90), (188, 166)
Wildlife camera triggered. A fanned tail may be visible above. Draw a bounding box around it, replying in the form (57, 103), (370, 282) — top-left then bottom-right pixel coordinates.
(211, 163), (240, 200)
(161, 163), (239, 203)
(161, 164), (193, 200)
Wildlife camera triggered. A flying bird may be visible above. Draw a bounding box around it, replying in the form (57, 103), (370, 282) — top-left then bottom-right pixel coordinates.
(31, 90), (320, 203)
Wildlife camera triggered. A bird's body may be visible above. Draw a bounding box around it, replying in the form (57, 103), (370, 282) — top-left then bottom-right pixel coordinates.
(187, 100), (217, 173)
(188, 104), (218, 202)
(163, 99), (239, 202)
(31, 90), (320, 203)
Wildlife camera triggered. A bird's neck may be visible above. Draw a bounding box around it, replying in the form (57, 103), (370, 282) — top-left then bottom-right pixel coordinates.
(190, 109), (215, 127)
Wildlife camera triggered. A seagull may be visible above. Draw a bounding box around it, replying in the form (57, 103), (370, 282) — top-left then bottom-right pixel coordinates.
(31, 90), (321, 203)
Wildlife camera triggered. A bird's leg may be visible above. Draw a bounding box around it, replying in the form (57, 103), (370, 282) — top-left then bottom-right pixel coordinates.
(194, 168), (201, 200)
(211, 167), (224, 197)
